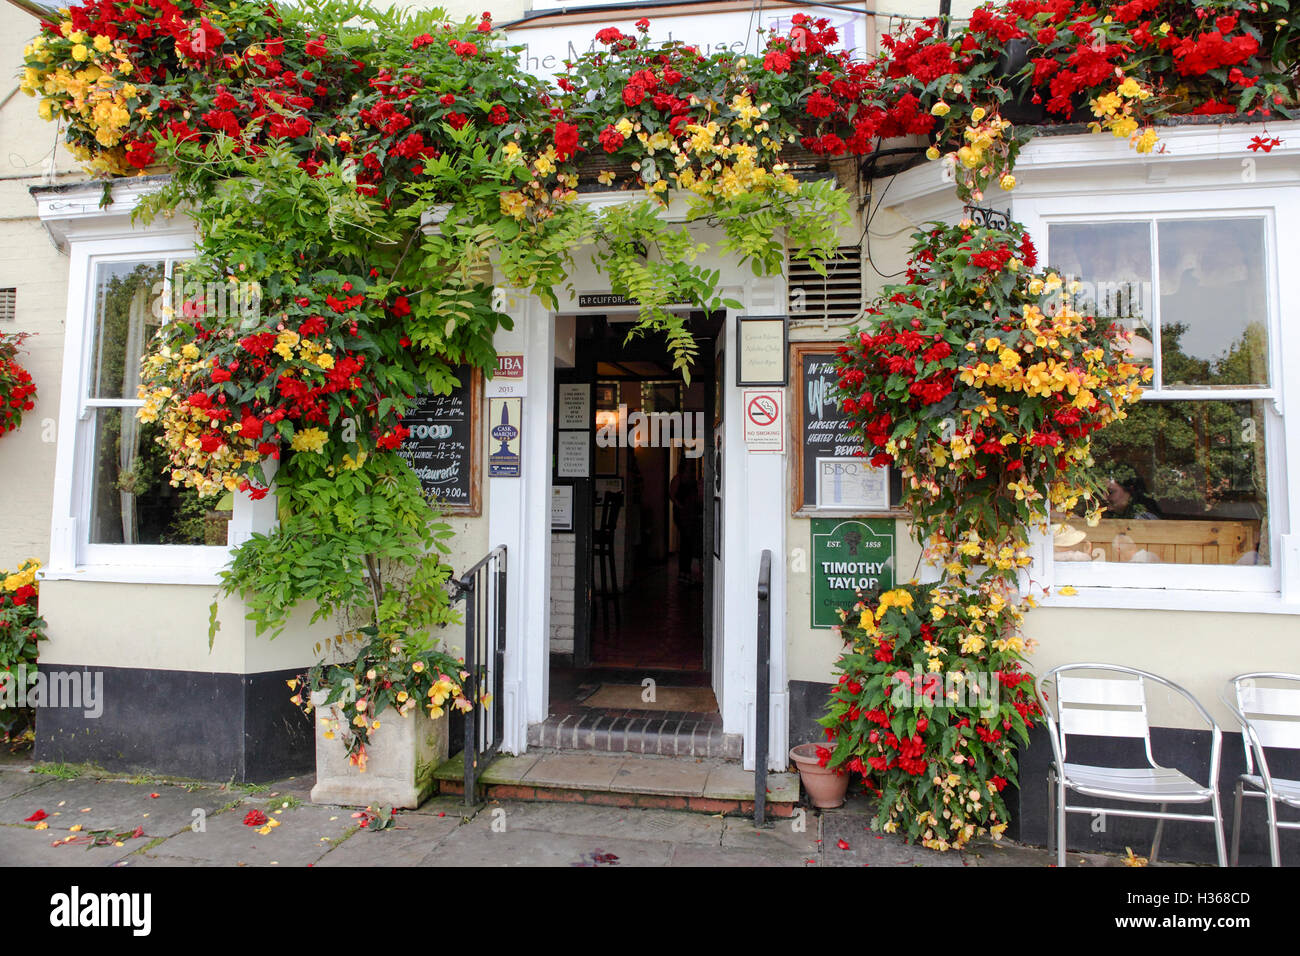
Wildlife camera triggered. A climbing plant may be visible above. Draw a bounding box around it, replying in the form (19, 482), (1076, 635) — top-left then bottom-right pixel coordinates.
(20, 0), (1296, 779)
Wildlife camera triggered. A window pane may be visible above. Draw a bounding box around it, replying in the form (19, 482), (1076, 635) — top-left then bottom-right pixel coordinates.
(89, 408), (229, 546)
(1158, 218), (1269, 388)
(1055, 400), (1269, 567)
(1049, 221), (1154, 368)
(90, 260), (165, 399)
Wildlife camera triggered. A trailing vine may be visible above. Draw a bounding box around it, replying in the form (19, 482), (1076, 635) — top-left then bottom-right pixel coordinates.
(19, 0), (1294, 783)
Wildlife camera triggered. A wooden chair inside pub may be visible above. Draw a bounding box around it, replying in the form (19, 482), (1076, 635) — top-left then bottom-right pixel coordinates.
(591, 491), (624, 631)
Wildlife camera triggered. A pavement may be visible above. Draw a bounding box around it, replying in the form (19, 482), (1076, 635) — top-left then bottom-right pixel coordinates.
(0, 756), (1173, 868)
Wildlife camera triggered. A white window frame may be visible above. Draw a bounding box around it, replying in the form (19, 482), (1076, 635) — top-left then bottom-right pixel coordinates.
(40, 189), (265, 585)
(1016, 187), (1298, 611)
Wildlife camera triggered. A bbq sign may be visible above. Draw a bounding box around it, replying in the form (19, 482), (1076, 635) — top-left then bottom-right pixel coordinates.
(810, 518), (895, 628)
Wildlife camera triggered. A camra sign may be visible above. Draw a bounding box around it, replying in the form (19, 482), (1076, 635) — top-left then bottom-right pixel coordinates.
(810, 518), (894, 628)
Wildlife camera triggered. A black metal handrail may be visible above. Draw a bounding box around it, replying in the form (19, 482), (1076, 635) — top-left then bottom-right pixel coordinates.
(754, 549), (772, 828)
(451, 545), (507, 807)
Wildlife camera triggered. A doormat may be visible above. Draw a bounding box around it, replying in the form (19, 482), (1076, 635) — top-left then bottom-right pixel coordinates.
(582, 684), (718, 713)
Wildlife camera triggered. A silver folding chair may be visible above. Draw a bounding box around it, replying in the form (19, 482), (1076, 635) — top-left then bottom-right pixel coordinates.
(1035, 663), (1226, 867)
(1221, 673), (1300, 867)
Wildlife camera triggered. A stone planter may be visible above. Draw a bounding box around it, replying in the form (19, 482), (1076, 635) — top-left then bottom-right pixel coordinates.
(789, 742), (849, 809)
(309, 691), (448, 809)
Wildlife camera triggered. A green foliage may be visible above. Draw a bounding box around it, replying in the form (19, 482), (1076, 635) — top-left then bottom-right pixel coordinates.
(219, 451), (458, 642)
(818, 584), (1039, 850)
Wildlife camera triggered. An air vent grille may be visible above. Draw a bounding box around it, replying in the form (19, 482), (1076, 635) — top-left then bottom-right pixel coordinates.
(0, 289), (15, 324)
(787, 246), (862, 325)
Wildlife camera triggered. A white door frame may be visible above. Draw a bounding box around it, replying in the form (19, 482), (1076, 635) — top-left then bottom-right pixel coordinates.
(489, 282), (789, 771)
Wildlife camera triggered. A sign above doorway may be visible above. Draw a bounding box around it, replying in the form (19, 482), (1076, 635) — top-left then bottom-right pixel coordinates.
(575, 292), (692, 311)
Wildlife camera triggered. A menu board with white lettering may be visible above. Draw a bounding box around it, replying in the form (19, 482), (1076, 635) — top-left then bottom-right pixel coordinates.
(794, 348), (898, 514)
(398, 364), (480, 515)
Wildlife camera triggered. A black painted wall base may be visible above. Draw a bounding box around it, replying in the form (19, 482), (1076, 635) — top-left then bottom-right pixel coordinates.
(33, 663), (313, 783)
(788, 679), (1300, 866)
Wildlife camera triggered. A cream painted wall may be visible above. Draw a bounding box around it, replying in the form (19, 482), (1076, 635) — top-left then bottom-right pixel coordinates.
(782, 186), (1300, 734)
(34, 496), (491, 677)
(0, 5), (83, 572)
(37, 580), (331, 673)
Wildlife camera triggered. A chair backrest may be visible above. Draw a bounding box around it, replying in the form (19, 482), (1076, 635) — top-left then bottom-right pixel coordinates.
(596, 492), (623, 536)
(1226, 673), (1300, 779)
(1043, 665), (1153, 764)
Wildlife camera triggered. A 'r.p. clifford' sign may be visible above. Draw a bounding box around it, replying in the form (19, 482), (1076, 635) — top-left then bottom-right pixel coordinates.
(506, 9), (869, 81)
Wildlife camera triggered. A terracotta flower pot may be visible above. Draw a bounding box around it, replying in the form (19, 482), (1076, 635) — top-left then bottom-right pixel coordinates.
(789, 743), (849, 809)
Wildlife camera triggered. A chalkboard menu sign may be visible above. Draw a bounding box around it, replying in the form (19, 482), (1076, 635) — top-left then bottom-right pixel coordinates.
(791, 344), (898, 515)
(397, 364), (481, 515)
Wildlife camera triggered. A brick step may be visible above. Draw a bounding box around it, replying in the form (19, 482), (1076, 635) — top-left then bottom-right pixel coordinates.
(526, 710), (742, 759)
(433, 751), (799, 817)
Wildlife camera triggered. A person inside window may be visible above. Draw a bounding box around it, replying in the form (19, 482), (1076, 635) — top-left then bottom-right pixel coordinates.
(1106, 475), (1163, 520)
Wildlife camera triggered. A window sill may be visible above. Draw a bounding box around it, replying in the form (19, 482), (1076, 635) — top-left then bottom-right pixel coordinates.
(1037, 587), (1300, 615)
(38, 564), (226, 586)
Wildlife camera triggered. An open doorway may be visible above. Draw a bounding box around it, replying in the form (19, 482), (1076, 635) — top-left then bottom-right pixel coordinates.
(538, 311), (734, 754)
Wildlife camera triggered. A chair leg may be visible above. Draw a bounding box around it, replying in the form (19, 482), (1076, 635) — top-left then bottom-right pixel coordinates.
(1210, 789), (1227, 869)
(1150, 805), (1166, 864)
(607, 552), (621, 625)
(1046, 769), (1056, 859)
(1056, 775), (1068, 868)
(1230, 781), (1243, 868)
(1266, 797), (1282, 868)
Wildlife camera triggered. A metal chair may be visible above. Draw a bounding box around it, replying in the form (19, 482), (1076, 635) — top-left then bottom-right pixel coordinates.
(1221, 673), (1300, 867)
(1035, 663), (1226, 867)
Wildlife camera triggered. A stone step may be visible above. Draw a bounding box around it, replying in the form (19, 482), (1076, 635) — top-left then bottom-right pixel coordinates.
(526, 710), (742, 759)
(433, 751), (799, 817)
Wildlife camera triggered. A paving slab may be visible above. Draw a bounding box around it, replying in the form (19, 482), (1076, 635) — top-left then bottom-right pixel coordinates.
(0, 769), (51, 801)
(419, 823), (673, 867)
(115, 852), (227, 867)
(668, 843), (811, 867)
(244, 776), (316, 806)
(476, 753), (542, 785)
(407, 793), (479, 819)
(140, 803), (356, 867)
(481, 800), (726, 846)
(0, 823), (139, 866)
(0, 778), (231, 837)
(609, 757), (712, 795)
(721, 815), (822, 855)
(821, 812), (969, 867)
(314, 812), (463, 867)
(520, 753), (623, 790)
(704, 763), (799, 801)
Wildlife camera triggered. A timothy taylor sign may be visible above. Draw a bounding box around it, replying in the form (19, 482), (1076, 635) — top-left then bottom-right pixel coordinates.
(810, 518), (894, 628)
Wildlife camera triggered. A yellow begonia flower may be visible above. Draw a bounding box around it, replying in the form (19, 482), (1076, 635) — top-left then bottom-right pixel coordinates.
(289, 427), (328, 453)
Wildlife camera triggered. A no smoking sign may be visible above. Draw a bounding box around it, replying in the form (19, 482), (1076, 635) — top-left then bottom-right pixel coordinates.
(743, 389), (784, 452)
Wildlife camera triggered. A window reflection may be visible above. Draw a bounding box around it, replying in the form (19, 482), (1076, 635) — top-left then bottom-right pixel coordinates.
(90, 261), (164, 400)
(1049, 222), (1154, 363)
(1053, 400), (1268, 567)
(1158, 218), (1268, 388)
